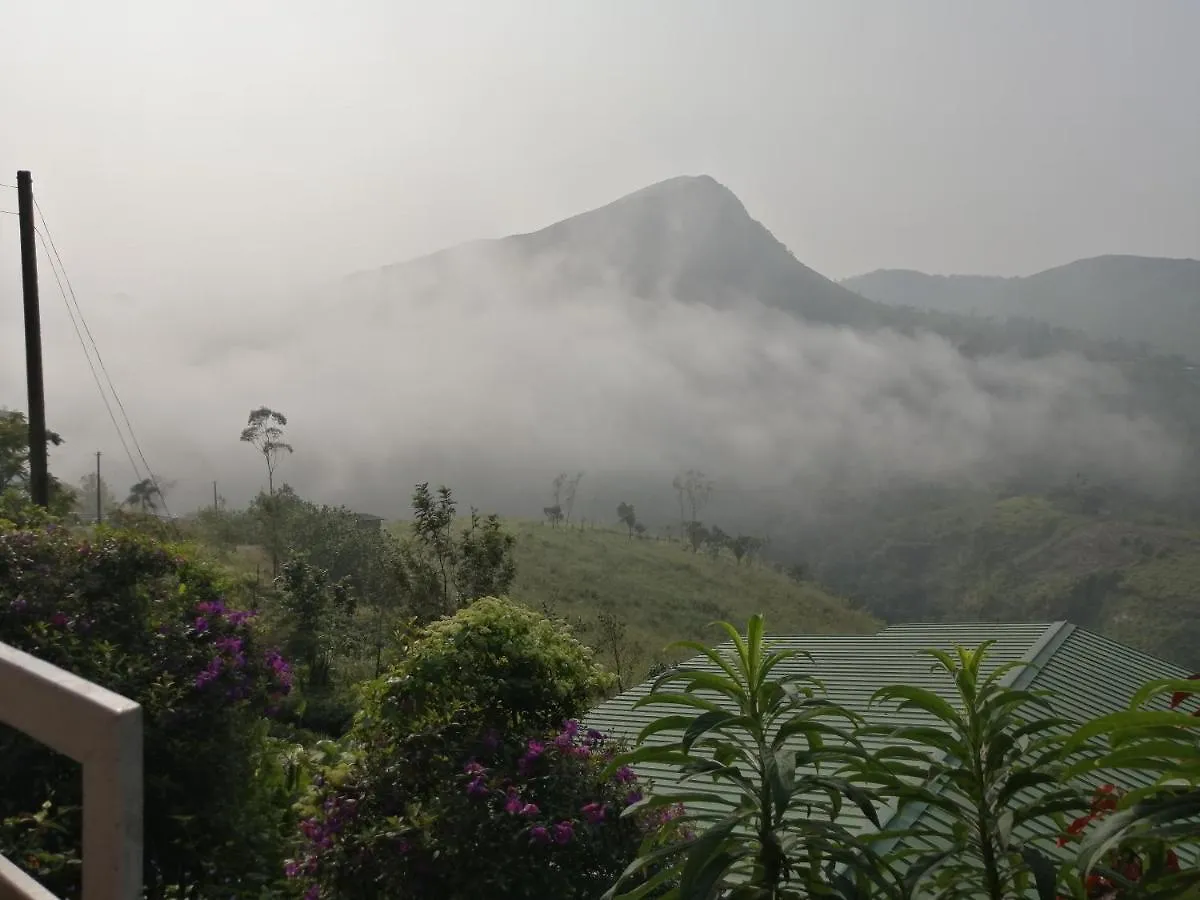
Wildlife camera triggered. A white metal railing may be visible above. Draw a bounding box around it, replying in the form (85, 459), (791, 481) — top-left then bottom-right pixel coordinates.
(0, 641), (142, 900)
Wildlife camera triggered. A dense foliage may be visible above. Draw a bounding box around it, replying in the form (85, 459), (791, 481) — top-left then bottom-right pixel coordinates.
(607, 617), (1199, 900)
(286, 598), (647, 899)
(0, 518), (295, 897)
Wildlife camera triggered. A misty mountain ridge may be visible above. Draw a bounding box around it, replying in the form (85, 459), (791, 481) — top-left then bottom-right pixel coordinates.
(342, 174), (886, 327)
(843, 255), (1200, 359)
(293, 174), (1191, 522)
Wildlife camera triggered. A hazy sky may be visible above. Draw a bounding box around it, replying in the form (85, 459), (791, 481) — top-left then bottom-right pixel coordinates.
(1, 1), (1196, 515)
(3, 1), (1198, 292)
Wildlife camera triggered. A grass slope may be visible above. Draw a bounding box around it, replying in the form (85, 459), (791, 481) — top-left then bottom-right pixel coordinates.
(813, 493), (1200, 669)
(502, 520), (879, 666)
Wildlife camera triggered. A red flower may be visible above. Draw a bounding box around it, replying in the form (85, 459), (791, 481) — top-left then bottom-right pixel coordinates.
(1169, 673), (1200, 710)
(1094, 787), (1118, 816)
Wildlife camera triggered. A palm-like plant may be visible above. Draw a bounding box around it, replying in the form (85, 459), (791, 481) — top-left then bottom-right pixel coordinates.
(856, 643), (1087, 900)
(1063, 675), (1200, 896)
(125, 477), (161, 513)
(603, 615), (887, 900)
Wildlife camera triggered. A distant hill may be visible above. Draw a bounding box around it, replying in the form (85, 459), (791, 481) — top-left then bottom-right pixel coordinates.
(843, 255), (1200, 359)
(500, 519), (879, 674)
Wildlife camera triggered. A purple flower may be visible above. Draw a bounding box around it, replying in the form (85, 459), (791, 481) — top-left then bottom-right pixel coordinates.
(530, 825), (550, 845)
(519, 739), (545, 775)
(467, 776), (488, 797)
(284, 860), (301, 879)
(193, 616), (209, 633)
(625, 790), (644, 807)
(482, 729), (500, 751)
(50, 612), (68, 628)
(554, 732), (573, 750)
(9, 596), (27, 613)
(614, 765), (636, 784)
(582, 802), (606, 824)
(304, 885), (320, 900)
(216, 636), (243, 654)
(194, 656), (223, 689)
(587, 728), (605, 744)
(562, 719), (580, 738)
(264, 649), (294, 691)
(464, 761), (485, 776)
(519, 803), (539, 817)
(505, 789), (523, 815)
(553, 821), (574, 845)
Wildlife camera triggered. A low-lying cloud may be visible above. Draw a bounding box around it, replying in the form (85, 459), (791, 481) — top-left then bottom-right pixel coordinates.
(1, 242), (1185, 520)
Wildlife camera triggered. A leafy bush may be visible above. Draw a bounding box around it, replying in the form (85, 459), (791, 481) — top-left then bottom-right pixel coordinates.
(359, 596), (613, 738)
(858, 643), (1086, 899)
(605, 614), (886, 898)
(0, 518), (295, 897)
(606, 618), (1200, 900)
(285, 597), (641, 898)
(1064, 674), (1200, 896)
(289, 719), (656, 899)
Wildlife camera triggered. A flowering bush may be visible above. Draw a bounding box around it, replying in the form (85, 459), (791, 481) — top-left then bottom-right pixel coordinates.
(284, 599), (661, 898)
(1057, 783), (1184, 897)
(0, 518), (296, 897)
(287, 719), (662, 899)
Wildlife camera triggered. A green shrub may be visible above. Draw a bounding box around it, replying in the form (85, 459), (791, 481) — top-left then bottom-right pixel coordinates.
(286, 597), (645, 899)
(0, 518), (296, 897)
(357, 596), (613, 738)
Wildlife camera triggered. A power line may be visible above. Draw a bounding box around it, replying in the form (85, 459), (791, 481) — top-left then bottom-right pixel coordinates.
(0, 210), (18, 216)
(33, 227), (143, 487)
(31, 200), (173, 519)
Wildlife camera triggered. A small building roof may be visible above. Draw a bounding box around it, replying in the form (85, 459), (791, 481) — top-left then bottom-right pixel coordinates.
(585, 621), (1191, 861)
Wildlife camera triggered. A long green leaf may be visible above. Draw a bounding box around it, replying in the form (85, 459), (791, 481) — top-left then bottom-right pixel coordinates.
(870, 684), (965, 730)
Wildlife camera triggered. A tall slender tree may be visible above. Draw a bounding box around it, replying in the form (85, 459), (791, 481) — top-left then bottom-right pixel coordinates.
(240, 407), (292, 495)
(563, 471), (585, 527)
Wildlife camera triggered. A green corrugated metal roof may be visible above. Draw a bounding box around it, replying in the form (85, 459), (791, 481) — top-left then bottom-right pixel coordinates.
(584, 621), (1192, 864)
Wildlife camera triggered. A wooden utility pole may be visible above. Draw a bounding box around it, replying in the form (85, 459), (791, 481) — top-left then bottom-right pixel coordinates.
(17, 170), (49, 508)
(96, 451), (103, 524)
(212, 480), (218, 511)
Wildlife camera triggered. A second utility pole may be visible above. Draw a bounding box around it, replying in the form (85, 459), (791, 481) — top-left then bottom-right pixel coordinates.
(17, 170), (49, 508)
(96, 451), (103, 524)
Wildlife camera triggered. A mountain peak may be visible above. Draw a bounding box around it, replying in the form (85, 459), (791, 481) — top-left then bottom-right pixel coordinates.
(347, 174), (884, 328)
(612, 173), (744, 209)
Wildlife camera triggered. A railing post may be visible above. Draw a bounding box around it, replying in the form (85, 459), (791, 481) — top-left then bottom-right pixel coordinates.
(0, 642), (143, 900)
(82, 706), (143, 900)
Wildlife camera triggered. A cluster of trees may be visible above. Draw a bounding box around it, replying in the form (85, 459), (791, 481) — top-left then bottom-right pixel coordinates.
(2, 407), (174, 525)
(544, 471), (586, 527)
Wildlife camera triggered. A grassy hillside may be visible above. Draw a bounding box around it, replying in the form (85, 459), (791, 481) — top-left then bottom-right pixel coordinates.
(805, 491), (1200, 669)
(501, 520), (879, 667)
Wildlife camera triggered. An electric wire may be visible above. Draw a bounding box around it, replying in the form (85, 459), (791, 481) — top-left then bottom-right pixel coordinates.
(32, 201), (174, 519)
(34, 227), (144, 489)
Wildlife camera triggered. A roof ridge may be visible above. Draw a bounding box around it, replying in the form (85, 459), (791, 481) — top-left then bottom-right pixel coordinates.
(1006, 621), (1074, 691)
